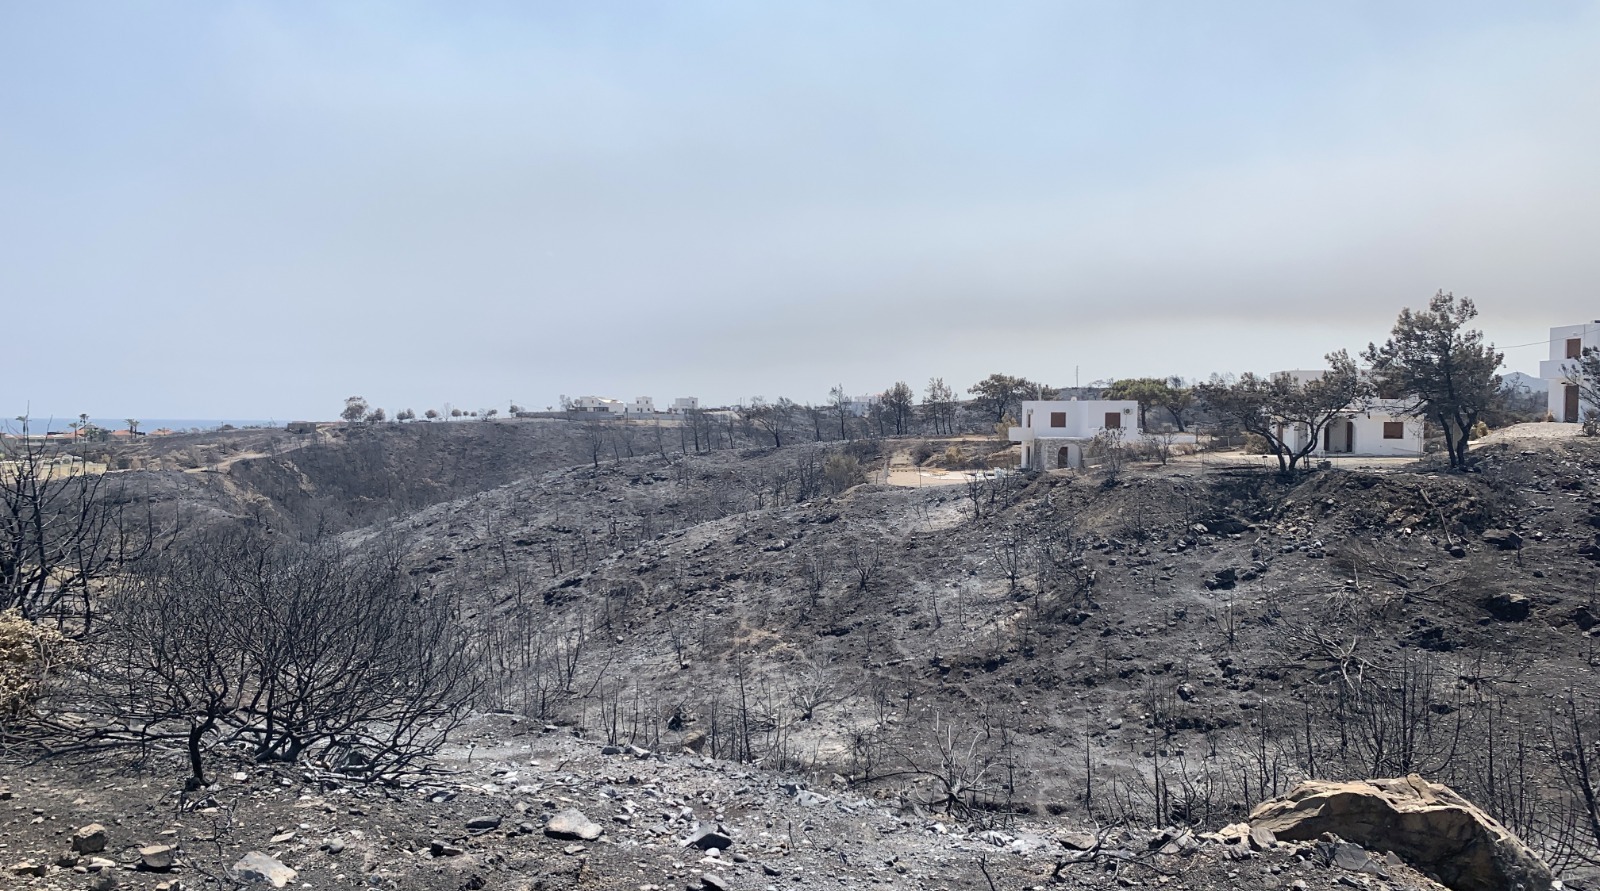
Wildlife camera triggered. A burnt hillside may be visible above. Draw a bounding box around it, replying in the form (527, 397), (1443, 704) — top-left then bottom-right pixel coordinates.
(373, 433), (1600, 875)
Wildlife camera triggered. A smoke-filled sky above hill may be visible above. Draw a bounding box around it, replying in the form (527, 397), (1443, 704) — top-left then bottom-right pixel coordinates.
(5, 2), (1600, 418)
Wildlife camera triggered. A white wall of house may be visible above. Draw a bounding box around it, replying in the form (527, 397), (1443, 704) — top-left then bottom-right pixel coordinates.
(625, 396), (657, 414)
(1347, 410), (1424, 457)
(1010, 400), (1140, 470)
(671, 397), (699, 412)
(1278, 401), (1424, 458)
(1264, 370), (1425, 457)
(1012, 400), (1139, 440)
(1540, 323), (1600, 422)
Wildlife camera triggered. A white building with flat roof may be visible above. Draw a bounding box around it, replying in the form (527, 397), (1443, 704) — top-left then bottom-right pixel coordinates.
(1539, 322), (1600, 422)
(1009, 399), (1139, 470)
(1271, 370), (1424, 458)
(570, 396), (625, 414)
(1275, 398), (1424, 458)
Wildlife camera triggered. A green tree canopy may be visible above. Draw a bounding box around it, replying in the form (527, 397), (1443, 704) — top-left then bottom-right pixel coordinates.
(1196, 351), (1368, 473)
(1364, 292), (1502, 470)
(1103, 377), (1194, 430)
(967, 374), (1050, 424)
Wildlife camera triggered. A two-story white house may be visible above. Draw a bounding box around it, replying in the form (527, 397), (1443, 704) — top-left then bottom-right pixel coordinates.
(1010, 399), (1140, 470)
(670, 397), (700, 413)
(1539, 322), (1600, 422)
(624, 397), (657, 415)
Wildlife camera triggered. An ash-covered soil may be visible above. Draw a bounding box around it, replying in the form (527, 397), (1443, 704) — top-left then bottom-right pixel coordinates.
(2, 715), (1455, 891)
(12, 422), (1599, 888)
(351, 430), (1600, 880)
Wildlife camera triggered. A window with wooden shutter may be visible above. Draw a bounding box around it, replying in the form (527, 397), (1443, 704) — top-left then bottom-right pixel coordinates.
(1383, 421), (1404, 439)
(1569, 338), (1583, 359)
(1104, 412), (1121, 429)
(1050, 412), (1066, 428)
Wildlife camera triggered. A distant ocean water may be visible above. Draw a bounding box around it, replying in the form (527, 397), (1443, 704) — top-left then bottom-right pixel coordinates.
(99, 419), (286, 432)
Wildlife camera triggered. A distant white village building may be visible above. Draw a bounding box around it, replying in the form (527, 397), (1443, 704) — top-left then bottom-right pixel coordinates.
(566, 395), (699, 416)
(1010, 399), (1140, 470)
(843, 394), (877, 417)
(569, 396), (625, 413)
(1539, 322), (1600, 422)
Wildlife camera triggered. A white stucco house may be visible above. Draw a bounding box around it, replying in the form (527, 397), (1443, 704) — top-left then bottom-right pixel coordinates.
(570, 396), (625, 414)
(1273, 398), (1425, 458)
(1010, 399), (1140, 470)
(624, 396), (657, 415)
(1539, 322), (1600, 422)
(1272, 371), (1424, 458)
(670, 397), (700, 413)
(843, 394), (877, 417)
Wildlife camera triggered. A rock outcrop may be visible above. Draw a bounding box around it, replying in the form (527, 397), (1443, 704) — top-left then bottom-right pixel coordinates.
(1249, 775), (1552, 891)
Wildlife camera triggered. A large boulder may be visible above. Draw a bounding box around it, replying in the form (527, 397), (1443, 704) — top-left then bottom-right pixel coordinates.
(138, 844), (176, 872)
(71, 823), (108, 854)
(1248, 776), (1552, 891)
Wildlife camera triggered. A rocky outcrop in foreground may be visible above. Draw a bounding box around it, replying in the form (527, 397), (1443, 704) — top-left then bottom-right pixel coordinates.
(1250, 776), (1554, 891)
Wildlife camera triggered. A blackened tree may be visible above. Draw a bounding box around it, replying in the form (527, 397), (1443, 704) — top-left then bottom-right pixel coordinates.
(1, 416), (154, 628)
(96, 527), (480, 784)
(882, 382), (916, 435)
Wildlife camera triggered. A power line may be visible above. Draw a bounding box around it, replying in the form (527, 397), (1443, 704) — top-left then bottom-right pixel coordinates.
(1501, 323), (1600, 351)
(1502, 337), (1560, 350)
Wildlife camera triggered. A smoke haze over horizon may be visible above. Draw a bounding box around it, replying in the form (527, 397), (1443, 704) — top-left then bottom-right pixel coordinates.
(5, 2), (1599, 419)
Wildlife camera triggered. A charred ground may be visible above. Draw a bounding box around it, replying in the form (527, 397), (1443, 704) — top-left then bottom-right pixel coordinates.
(6, 420), (1599, 889)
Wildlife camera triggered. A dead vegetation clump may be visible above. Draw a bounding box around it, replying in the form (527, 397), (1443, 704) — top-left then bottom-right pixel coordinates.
(1276, 469), (1497, 533)
(914, 439), (1017, 470)
(0, 608), (76, 721)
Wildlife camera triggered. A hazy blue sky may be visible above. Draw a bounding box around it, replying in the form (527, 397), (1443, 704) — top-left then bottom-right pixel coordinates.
(5, 2), (1598, 419)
